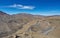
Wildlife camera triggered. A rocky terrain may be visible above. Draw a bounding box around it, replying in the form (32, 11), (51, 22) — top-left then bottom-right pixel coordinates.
(0, 11), (60, 38)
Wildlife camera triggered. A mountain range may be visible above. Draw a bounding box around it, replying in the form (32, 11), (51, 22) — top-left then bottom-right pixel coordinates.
(0, 11), (60, 38)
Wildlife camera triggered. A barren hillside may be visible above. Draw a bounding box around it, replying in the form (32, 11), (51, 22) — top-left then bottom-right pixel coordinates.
(0, 11), (60, 38)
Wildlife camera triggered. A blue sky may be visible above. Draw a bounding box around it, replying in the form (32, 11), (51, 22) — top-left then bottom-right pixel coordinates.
(0, 0), (60, 15)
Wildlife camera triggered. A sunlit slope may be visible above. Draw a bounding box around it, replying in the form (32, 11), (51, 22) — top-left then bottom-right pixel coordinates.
(7, 18), (60, 38)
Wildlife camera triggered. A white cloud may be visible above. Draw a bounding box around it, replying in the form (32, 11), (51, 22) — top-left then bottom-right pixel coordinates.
(21, 6), (35, 9)
(3, 4), (35, 10)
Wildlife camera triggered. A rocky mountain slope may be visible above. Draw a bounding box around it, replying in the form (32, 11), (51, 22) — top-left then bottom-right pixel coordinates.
(0, 11), (60, 38)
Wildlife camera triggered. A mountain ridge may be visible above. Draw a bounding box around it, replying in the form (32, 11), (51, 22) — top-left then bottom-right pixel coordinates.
(0, 11), (60, 38)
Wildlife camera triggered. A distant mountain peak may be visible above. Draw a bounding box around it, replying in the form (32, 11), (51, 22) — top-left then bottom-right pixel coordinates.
(0, 11), (8, 15)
